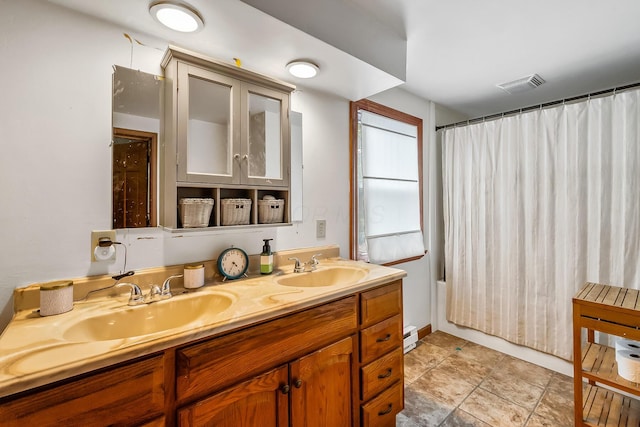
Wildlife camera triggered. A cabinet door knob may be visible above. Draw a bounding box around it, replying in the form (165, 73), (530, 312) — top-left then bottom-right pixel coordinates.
(378, 403), (393, 416)
(242, 154), (249, 161)
(378, 368), (393, 379)
(280, 384), (290, 394)
(234, 153), (241, 160)
(294, 379), (303, 388)
(376, 333), (392, 343)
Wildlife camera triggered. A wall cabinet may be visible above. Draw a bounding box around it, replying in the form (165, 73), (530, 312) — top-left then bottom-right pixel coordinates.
(161, 46), (295, 229)
(0, 280), (404, 426)
(573, 282), (640, 426)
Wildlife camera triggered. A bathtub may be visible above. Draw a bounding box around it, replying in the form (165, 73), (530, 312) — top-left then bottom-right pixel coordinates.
(434, 280), (572, 376)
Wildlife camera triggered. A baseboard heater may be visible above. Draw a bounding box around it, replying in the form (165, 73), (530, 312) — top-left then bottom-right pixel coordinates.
(403, 325), (418, 353)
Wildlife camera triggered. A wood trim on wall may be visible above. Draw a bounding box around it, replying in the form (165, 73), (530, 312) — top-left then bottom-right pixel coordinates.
(348, 99), (425, 265)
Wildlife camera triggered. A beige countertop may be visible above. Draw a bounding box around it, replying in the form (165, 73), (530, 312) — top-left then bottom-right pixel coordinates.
(0, 256), (406, 399)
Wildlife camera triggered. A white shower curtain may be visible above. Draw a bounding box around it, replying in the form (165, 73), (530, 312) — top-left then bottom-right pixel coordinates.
(442, 89), (640, 360)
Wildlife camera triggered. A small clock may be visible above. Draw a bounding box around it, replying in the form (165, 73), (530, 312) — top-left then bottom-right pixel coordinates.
(217, 247), (249, 280)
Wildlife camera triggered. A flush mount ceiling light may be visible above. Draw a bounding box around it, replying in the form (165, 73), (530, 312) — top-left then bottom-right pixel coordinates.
(286, 60), (319, 79)
(149, 1), (204, 33)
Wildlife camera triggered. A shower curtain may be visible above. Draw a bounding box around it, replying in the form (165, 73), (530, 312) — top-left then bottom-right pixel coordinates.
(442, 89), (640, 360)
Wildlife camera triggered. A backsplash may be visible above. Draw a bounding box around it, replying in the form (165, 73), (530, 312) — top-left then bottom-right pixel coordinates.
(13, 245), (340, 313)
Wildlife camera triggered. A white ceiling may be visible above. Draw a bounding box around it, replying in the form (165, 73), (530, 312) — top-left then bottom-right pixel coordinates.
(48, 0), (640, 121)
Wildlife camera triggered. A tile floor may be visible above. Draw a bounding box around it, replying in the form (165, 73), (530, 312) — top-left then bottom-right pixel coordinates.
(398, 331), (574, 427)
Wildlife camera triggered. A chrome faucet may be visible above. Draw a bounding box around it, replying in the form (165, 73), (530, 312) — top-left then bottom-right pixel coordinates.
(305, 253), (322, 271)
(116, 282), (145, 306)
(288, 254), (322, 273)
(116, 274), (182, 306)
(288, 257), (304, 273)
(161, 274), (183, 299)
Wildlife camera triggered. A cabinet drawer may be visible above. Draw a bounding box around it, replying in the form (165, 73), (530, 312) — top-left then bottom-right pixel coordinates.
(360, 314), (402, 365)
(360, 348), (403, 402)
(0, 354), (165, 426)
(360, 281), (402, 328)
(176, 296), (357, 402)
(361, 381), (404, 427)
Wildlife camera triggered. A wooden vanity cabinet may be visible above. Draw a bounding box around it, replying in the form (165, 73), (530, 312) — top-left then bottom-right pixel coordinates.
(0, 354), (166, 426)
(176, 280), (405, 427)
(0, 279), (404, 426)
(176, 296), (357, 427)
(358, 281), (404, 427)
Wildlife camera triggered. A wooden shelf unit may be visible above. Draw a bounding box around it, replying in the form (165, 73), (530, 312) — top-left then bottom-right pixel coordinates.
(573, 282), (640, 427)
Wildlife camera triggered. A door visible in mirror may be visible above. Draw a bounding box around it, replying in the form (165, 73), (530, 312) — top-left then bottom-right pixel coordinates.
(112, 66), (163, 228)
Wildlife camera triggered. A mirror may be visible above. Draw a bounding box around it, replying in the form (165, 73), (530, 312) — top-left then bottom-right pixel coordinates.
(112, 66), (163, 228)
(248, 92), (282, 180)
(187, 75), (232, 177)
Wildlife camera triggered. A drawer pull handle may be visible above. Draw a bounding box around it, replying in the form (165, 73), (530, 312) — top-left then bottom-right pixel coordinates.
(294, 379), (303, 388)
(378, 368), (393, 379)
(376, 334), (392, 342)
(378, 404), (393, 416)
(280, 384), (290, 394)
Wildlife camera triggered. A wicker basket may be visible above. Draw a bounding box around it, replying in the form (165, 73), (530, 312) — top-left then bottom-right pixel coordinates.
(179, 198), (214, 228)
(258, 199), (285, 224)
(221, 198), (252, 225)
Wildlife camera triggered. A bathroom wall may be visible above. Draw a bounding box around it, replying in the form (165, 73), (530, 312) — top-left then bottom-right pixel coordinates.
(0, 0), (435, 332)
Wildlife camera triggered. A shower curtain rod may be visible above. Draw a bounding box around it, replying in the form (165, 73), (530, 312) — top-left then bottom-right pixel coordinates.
(435, 81), (640, 131)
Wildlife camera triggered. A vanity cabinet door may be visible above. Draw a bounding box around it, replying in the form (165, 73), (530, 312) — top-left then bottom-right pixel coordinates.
(290, 336), (355, 427)
(177, 365), (289, 427)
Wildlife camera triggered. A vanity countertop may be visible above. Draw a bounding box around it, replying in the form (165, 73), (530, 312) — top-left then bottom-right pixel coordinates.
(0, 257), (406, 399)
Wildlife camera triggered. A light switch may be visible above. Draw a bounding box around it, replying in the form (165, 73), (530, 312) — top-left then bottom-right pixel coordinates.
(316, 220), (326, 238)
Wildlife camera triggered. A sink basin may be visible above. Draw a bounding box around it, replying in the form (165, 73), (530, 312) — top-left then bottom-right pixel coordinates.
(276, 266), (368, 288)
(63, 292), (234, 341)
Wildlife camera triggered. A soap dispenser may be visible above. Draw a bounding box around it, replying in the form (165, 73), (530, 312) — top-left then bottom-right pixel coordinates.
(260, 239), (274, 275)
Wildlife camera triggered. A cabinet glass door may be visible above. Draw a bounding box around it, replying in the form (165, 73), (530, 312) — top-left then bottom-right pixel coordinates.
(177, 64), (239, 184)
(248, 92), (281, 180)
(188, 76), (231, 176)
(243, 84), (289, 187)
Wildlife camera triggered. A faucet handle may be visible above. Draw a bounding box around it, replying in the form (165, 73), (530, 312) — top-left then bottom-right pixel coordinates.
(162, 274), (183, 298)
(116, 282), (144, 306)
(288, 257), (304, 273)
(305, 253), (322, 271)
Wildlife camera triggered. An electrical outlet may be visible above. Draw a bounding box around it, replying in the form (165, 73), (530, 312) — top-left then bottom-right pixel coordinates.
(316, 220), (326, 238)
(91, 230), (116, 262)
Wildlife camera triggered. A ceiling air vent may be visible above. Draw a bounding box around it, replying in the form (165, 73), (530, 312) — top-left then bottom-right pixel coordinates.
(497, 74), (545, 94)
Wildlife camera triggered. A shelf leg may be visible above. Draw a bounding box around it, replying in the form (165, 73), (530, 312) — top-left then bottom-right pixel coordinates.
(573, 302), (584, 426)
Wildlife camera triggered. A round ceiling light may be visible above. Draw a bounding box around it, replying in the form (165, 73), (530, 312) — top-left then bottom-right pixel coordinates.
(149, 1), (204, 33)
(286, 61), (319, 79)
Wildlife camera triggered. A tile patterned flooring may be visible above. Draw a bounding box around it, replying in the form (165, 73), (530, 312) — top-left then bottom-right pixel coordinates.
(398, 331), (574, 427)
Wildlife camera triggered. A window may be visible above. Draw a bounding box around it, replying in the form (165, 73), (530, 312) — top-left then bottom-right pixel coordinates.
(349, 100), (425, 265)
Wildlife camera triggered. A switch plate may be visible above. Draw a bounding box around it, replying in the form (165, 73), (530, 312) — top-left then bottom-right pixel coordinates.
(316, 220), (326, 238)
(91, 230), (116, 262)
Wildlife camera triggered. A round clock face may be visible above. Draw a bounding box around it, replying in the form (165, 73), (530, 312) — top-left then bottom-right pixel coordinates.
(217, 247), (249, 280)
